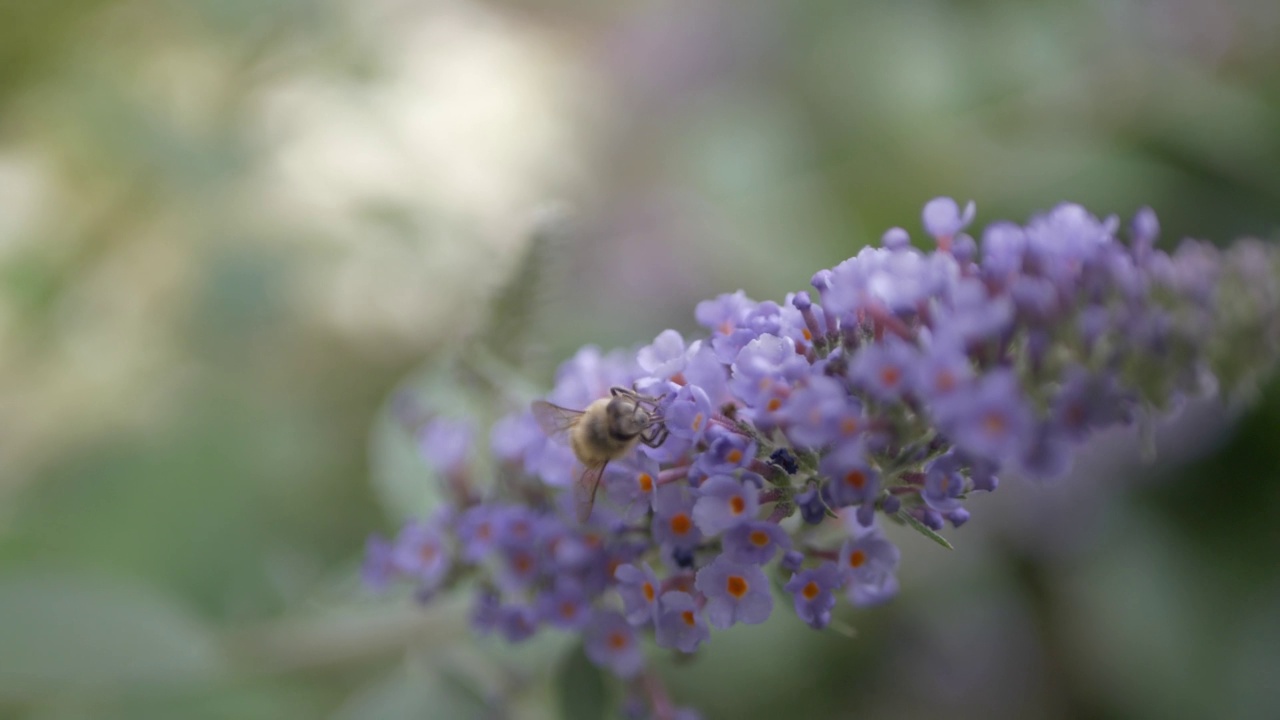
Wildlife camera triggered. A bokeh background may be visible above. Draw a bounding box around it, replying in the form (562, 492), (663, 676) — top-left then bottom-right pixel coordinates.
(1, 1), (1279, 718)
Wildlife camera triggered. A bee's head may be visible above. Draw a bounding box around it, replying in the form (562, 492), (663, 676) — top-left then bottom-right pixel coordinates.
(606, 395), (651, 437)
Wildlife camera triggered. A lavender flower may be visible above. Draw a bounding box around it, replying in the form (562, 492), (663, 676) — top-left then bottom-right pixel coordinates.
(363, 198), (1280, 719)
(692, 475), (758, 535)
(584, 611), (645, 678)
(839, 528), (901, 607)
(391, 519), (452, 590)
(615, 562), (661, 626)
(695, 555), (773, 629)
(497, 603), (539, 643)
(784, 562), (844, 630)
(361, 534), (395, 592)
(664, 384), (714, 443)
(721, 521), (791, 565)
(652, 483), (703, 552)
(932, 369), (1035, 465)
(417, 417), (474, 477)
(696, 427), (756, 475)
(654, 591), (710, 653)
(536, 583), (592, 630)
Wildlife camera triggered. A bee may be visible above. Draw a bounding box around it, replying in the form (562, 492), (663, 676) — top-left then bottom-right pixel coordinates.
(532, 386), (668, 523)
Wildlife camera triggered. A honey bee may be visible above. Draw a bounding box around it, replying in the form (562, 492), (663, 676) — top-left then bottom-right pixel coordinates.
(531, 386), (668, 523)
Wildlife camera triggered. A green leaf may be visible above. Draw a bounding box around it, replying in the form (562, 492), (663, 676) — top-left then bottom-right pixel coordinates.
(556, 642), (610, 720)
(895, 510), (955, 550)
(333, 661), (486, 720)
(0, 570), (225, 699)
(478, 205), (575, 370)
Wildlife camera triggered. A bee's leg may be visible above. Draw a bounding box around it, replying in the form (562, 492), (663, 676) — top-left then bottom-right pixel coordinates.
(622, 383), (667, 406)
(640, 424), (669, 448)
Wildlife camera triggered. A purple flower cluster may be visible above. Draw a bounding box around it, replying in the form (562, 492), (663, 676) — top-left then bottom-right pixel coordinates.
(366, 199), (1279, 719)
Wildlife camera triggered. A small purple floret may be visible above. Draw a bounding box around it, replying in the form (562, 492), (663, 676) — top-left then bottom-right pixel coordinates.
(695, 555), (773, 629)
(784, 562), (844, 630)
(654, 591), (710, 653)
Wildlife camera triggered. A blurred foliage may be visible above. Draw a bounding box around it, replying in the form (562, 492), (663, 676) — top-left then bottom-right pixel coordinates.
(0, 0), (1278, 719)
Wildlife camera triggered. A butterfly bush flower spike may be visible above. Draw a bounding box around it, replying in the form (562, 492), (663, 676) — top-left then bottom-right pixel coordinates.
(364, 198), (1280, 719)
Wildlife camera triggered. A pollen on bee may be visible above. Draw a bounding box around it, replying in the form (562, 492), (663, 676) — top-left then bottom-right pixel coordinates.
(726, 575), (748, 598)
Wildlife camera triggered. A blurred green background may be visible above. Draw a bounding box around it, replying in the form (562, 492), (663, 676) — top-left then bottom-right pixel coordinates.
(1, 1), (1278, 718)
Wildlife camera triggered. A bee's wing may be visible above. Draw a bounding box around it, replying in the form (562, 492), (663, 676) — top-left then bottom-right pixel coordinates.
(531, 400), (583, 439)
(574, 461), (607, 524)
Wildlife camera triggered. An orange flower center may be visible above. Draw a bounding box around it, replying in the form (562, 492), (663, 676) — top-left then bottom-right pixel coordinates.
(802, 581), (820, 600)
(729, 496), (746, 515)
(692, 412), (704, 432)
(608, 632), (628, 650)
(638, 473), (654, 492)
(561, 602), (577, 618)
(726, 575), (748, 598)
(935, 370), (956, 392)
(670, 513), (692, 535)
(840, 418), (859, 435)
(848, 550), (866, 569)
(844, 470), (866, 489)
(749, 530), (770, 547)
(982, 411), (1006, 436)
(880, 367), (901, 387)
(726, 449), (743, 464)
(642, 582), (655, 603)
(767, 397), (782, 412)
(681, 610), (696, 627)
